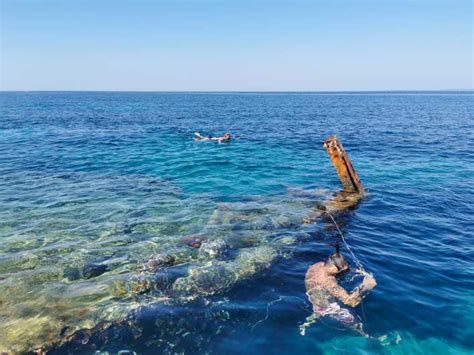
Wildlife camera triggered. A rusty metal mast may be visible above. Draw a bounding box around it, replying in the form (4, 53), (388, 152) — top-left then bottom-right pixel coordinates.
(323, 135), (364, 195)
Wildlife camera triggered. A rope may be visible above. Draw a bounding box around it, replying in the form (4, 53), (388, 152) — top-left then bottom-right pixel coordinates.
(324, 211), (365, 272)
(323, 210), (368, 322)
(251, 295), (310, 332)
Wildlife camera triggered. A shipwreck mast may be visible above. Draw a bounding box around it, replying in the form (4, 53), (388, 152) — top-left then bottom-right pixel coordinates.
(323, 135), (364, 195)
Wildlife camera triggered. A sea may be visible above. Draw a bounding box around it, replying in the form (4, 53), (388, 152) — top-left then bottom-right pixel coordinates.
(0, 91), (472, 354)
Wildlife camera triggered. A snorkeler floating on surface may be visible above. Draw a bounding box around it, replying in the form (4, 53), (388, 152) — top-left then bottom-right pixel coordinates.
(194, 132), (231, 143)
(300, 243), (376, 336)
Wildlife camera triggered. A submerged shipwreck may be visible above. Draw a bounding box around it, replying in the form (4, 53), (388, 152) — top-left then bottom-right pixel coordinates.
(1, 135), (366, 353)
(127, 135), (365, 300)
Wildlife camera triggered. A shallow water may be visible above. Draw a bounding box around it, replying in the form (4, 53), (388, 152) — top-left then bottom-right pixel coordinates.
(0, 92), (473, 353)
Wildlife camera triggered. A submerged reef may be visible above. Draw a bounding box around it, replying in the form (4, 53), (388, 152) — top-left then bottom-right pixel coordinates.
(172, 244), (279, 299)
(0, 168), (340, 353)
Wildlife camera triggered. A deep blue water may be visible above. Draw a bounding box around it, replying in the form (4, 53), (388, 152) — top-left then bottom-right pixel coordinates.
(0, 92), (473, 354)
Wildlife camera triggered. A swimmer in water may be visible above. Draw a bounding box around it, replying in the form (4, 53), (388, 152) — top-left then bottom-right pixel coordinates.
(194, 132), (231, 143)
(300, 244), (376, 336)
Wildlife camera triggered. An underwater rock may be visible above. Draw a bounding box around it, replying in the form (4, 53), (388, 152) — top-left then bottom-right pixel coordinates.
(180, 235), (207, 248)
(142, 253), (175, 272)
(63, 266), (82, 281)
(172, 244), (278, 300)
(198, 239), (229, 259)
(127, 274), (153, 295)
(121, 264), (189, 297)
(234, 245), (277, 278)
(64, 263), (109, 281)
(273, 235), (298, 246)
(125, 272), (173, 296)
(0, 315), (63, 353)
(83, 264), (109, 279)
(0, 253), (40, 273)
(172, 262), (235, 297)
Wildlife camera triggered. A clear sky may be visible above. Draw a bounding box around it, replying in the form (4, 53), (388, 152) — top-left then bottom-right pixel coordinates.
(1, 0), (472, 91)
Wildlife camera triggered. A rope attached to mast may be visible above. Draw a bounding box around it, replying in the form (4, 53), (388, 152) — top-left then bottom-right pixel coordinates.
(323, 210), (369, 322)
(324, 211), (366, 272)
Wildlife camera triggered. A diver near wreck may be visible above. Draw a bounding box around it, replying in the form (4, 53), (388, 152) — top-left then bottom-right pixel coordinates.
(299, 135), (376, 336)
(300, 243), (376, 336)
(194, 132), (231, 143)
(33, 135), (377, 352)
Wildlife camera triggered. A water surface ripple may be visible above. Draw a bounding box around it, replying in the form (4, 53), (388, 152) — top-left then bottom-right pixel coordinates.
(0, 92), (473, 354)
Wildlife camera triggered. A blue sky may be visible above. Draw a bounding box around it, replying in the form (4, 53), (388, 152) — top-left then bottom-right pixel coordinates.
(1, 0), (472, 91)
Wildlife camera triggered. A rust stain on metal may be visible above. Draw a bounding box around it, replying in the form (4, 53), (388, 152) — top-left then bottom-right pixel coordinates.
(324, 190), (363, 211)
(323, 135), (364, 194)
(304, 135), (365, 223)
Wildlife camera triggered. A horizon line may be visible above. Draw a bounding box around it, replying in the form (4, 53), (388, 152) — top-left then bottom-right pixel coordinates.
(1, 89), (473, 93)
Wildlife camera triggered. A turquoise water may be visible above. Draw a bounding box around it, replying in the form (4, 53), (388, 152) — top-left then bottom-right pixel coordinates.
(0, 92), (473, 353)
